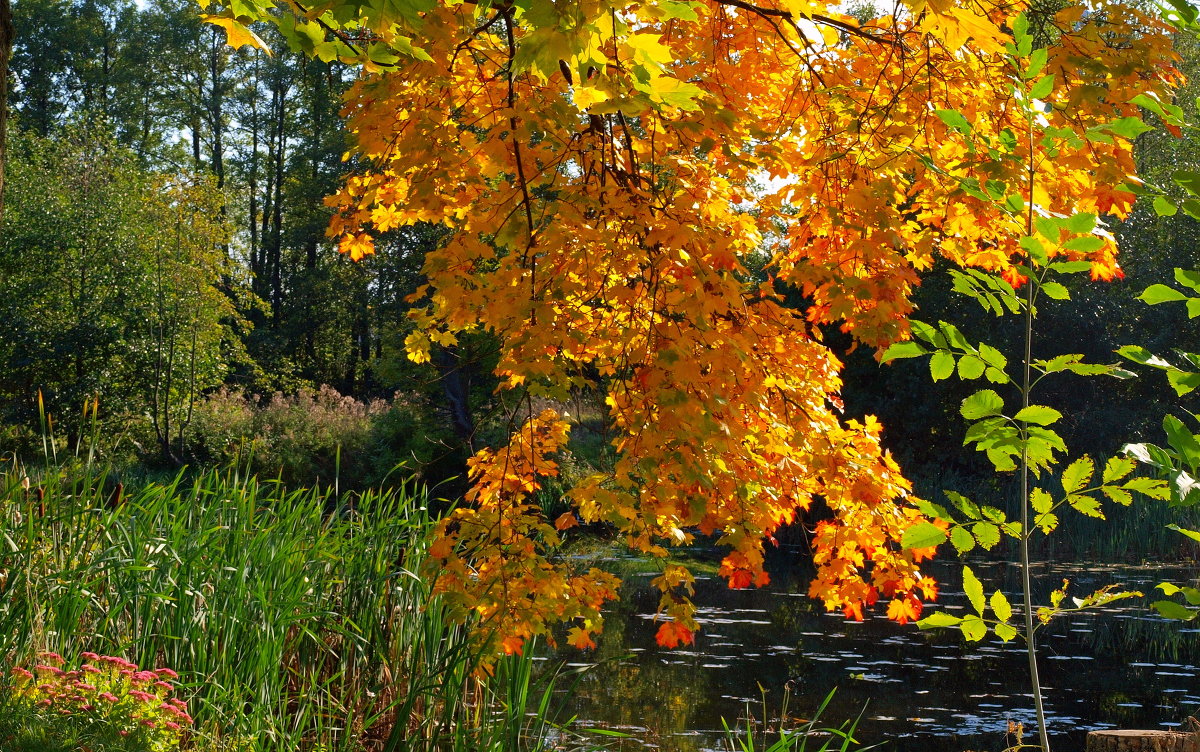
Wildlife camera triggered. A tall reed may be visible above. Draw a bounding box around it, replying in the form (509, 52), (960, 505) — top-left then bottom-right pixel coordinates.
(0, 463), (571, 751)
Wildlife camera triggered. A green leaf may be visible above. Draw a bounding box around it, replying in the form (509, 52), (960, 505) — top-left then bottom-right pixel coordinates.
(1034, 511), (1059, 533)
(1175, 168), (1200, 194)
(917, 611), (964, 629)
(882, 341), (928, 361)
(986, 448), (1019, 472)
(961, 390), (1005, 420)
(930, 351), (956, 381)
(958, 355), (987, 380)
(1020, 235), (1048, 266)
(990, 590), (1013, 622)
(963, 565), (985, 615)
(1041, 281), (1070, 300)
(1138, 284), (1189, 305)
(1174, 268), (1200, 293)
(1163, 414), (1200, 468)
(902, 521), (948, 550)
(915, 499), (951, 519)
(994, 622), (1019, 641)
(1134, 95), (1186, 127)
(1014, 405), (1062, 426)
(1061, 456), (1094, 494)
(1028, 74), (1054, 100)
(960, 614), (987, 641)
(978, 344), (1008, 370)
(1101, 486), (1133, 506)
(973, 522), (1001, 550)
(1063, 212), (1097, 235)
(950, 526), (977, 554)
(1166, 523), (1200, 542)
(1159, 582), (1200, 604)
(935, 109), (973, 135)
(938, 321), (970, 350)
(1117, 345), (1174, 370)
(1067, 493), (1104, 519)
(1063, 235), (1104, 253)
(1154, 196), (1179, 217)
(1103, 456), (1135, 483)
(1030, 487), (1053, 514)
(1123, 476), (1167, 498)
(1166, 369), (1200, 396)
(910, 319), (946, 348)
(1024, 48), (1048, 80)
(1152, 600), (1197, 621)
(1104, 116), (1154, 141)
(945, 491), (981, 519)
(1048, 260), (1094, 274)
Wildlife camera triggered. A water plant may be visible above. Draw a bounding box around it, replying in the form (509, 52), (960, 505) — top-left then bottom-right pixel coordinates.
(720, 689), (875, 752)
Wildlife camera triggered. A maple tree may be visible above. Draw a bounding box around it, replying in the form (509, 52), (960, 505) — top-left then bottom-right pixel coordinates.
(196, 0), (1177, 654)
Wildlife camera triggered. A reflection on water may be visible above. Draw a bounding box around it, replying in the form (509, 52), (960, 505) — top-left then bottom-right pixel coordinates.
(552, 557), (1200, 752)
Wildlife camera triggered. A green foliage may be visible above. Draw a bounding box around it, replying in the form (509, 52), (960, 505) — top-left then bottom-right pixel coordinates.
(186, 386), (445, 489)
(0, 126), (243, 451)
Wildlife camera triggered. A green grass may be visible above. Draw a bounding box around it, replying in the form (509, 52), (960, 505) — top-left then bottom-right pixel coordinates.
(0, 460), (589, 752)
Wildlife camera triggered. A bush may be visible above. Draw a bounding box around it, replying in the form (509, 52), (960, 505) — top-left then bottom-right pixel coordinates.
(0, 652), (192, 752)
(186, 386), (437, 489)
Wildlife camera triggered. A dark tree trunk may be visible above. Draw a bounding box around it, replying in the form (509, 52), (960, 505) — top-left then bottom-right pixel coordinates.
(435, 346), (475, 452)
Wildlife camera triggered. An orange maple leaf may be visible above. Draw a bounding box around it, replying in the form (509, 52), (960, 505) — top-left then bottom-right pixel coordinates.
(654, 621), (694, 649)
(567, 626), (597, 650)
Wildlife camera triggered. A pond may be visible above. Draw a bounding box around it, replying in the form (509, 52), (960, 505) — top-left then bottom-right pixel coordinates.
(548, 555), (1200, 752)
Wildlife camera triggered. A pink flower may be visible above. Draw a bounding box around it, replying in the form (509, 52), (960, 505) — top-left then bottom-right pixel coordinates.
(102, 656), (137, 670)
(141, 719), (156, 728)
(82, 665), (101, 674)
(81, 651), (100, 661)
(132, 670), (157, 683)
(72, 682), (96, 692)
(10, 667), (33, 680)
(165, 721), (181, 730)
(153, 681), (173, 691)
(38, 652), (64, 665)
(35, 664), (64, 676)
(119, 730), (129, 737)
(155, 667), (179, 679)
(169, 698), (188, 710)
(99, 692), (118, 703)
(128, 690), (156, 702)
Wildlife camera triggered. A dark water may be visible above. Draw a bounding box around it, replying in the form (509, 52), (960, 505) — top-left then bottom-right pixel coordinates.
(549, 557), (1200, 752)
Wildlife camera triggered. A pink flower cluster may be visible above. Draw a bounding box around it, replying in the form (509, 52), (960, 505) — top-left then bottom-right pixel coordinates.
(7, 651), (192, 747)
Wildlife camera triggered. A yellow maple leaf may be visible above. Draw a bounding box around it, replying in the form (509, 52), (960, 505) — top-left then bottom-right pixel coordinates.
(200, 15), (273, 55)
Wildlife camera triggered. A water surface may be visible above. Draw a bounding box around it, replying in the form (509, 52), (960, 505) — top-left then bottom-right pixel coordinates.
(552, 557), (1200, 752)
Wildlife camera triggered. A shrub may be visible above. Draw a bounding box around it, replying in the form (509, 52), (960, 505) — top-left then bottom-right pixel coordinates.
(186, 386), (437, 489)
(0, 652), (192, 752)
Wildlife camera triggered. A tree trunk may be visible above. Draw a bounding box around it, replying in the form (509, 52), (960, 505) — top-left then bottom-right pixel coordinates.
(1087, 730), (1200, 752)
(0, 0), (13, 227)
